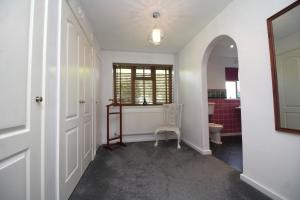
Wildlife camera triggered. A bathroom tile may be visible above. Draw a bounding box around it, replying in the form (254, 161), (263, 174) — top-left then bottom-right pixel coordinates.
(208, 98), (241, 134)
(210, 136), (243, 171)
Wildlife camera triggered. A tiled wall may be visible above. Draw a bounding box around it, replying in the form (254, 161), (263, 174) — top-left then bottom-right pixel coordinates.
(208, 89), (226, 99)
(208, 99), (241, 134)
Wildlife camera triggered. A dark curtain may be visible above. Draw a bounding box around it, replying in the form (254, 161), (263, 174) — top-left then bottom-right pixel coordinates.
(225, 67), (238, 81)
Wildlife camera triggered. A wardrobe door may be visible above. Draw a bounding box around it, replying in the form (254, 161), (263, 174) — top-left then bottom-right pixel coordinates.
(93, 56), (101, 157)
(0, 0), (45, 199)
(59, 1), (82, 199)
(79, 36), (93, 173)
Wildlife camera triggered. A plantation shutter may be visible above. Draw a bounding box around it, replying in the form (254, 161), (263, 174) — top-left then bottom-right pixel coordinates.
(135, 67), (153, 104)
(114, 66), (132, 104)
(113, 63), (173, 105)
(156, 68), (172, 104)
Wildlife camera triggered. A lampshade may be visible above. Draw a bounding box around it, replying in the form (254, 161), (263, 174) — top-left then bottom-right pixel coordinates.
(149, 12), (164, 46)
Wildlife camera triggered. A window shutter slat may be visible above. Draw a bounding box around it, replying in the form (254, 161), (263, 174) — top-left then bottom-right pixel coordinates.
(115, 67), (132, 104)
(113, 63), (173, 105)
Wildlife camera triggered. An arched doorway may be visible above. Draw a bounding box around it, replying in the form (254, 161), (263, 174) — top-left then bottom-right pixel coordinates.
(202, 35), (242, 171)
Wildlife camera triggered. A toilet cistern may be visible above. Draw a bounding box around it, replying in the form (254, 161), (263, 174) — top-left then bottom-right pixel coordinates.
(208, 102), (216, 115)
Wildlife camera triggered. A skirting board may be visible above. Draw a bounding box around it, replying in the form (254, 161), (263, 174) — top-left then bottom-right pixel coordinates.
(102, 132), (177, 144)
(240, 174), (285, 200)
(101, 133), (212, 156)
(182, 138), (212, 155)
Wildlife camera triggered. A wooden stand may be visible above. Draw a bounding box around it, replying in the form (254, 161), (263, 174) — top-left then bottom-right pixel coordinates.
(103, 102), (126, 150)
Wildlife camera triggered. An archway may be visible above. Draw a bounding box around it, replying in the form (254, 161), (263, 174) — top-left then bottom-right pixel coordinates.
(202, 35), (242, 171)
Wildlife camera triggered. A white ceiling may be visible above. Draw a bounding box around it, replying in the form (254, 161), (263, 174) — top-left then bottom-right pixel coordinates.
(78, 0), (233, 53)
(208, 36), (239, 67)
(211, 36), (238, 58)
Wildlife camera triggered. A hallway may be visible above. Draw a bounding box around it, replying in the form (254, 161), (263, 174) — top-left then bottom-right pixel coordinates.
(70, 141), (269, 200)
(2, 1), (300, 199)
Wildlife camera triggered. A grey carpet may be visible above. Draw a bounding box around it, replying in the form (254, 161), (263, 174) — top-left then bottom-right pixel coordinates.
(69, 141), (270, 200)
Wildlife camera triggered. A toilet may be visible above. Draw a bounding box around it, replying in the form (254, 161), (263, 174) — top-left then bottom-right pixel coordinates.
(208, 102), (223, 144)
(209, 123), (223, 144)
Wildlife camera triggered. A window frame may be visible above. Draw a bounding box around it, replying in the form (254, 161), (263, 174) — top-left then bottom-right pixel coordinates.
(113, 63), (173, 106)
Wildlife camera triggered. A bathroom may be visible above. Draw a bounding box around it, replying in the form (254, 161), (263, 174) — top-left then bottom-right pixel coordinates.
(206, 36), (242, 171)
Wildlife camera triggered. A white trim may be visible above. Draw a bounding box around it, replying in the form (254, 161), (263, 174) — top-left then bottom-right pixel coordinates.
(240, 174), (286, 200)
(123, 131), (161, 135)
(123, 134), (156, 143)
(41, 0), (49, 199)
(221, 132), (241, 137)
(55, 1), (62, 199)
(102, 132), (176, 144)
(182, 138), (212, 155)
(101, 134), (212, 156)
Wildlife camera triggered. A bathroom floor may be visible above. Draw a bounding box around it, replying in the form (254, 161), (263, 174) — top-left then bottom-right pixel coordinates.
(210, 135), (243, 171)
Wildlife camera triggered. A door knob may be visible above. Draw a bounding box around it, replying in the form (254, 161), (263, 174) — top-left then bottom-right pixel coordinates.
(35, 96), (43, 103)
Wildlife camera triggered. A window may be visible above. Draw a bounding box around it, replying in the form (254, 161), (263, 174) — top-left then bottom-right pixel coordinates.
(225, 67), (240, 99)
(225, 81), (240, 99)
(113, 63), (173, 105)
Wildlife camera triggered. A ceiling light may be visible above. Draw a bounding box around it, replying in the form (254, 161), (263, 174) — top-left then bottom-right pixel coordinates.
(230, 44), (235, 48)
(149, 12), (164, 46)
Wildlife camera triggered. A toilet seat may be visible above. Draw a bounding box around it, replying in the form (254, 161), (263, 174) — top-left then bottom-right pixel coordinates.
(209, 123), (223, 128)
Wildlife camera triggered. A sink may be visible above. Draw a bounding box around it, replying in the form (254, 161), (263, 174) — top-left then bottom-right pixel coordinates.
(208, 102), (216, 115)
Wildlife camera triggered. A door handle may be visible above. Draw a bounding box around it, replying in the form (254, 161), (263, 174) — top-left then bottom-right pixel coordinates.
(79, 100), (86, 104)
(35, 96), (43, 103)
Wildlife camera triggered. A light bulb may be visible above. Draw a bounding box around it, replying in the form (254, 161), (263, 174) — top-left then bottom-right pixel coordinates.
(152, 28), (161, 45)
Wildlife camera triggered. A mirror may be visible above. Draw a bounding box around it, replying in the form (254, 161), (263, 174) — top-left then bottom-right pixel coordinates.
(267, 1), (300, 134)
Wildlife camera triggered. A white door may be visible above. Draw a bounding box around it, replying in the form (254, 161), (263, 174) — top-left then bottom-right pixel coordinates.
(59, 2), (82, 199)
(277, 48), (300, 129)
(0, 0), (45, 200)
(60, 2), (94, 199)
(93, 56), (101, 157)
(80, 36), (93, 173)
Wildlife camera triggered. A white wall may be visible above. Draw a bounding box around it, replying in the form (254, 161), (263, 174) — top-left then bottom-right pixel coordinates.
(207, 55), (238, 89)
(100, 51), (176, 143)
(178, 0), (300, 200)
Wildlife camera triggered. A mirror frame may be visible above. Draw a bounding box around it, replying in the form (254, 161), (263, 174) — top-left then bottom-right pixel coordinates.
(267, 0), (300, 134)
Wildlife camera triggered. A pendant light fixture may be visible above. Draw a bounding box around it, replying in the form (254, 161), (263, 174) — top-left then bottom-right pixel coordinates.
(149, 12), (164, 46)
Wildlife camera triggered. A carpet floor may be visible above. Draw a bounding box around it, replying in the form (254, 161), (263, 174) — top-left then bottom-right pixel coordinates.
(69, 140), (270, 200)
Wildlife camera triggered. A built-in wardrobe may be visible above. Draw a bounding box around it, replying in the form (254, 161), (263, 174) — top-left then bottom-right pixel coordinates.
(59, 1), (100, 199)
(0, 0), (101, 199)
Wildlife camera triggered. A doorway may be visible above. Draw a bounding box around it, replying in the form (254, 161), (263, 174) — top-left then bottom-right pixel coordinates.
(204, 35), (242, 171)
